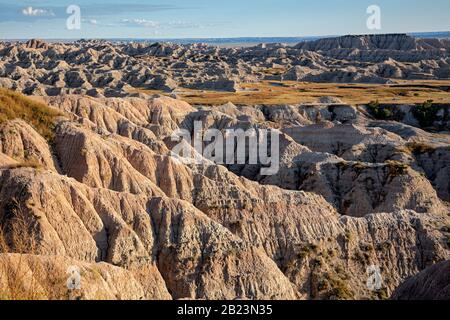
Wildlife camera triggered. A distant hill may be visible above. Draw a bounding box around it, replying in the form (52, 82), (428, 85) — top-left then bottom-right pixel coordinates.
(4, 31), (450, 46)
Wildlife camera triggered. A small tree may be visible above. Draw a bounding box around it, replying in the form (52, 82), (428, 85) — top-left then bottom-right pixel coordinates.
(367, 100), (393, 120)
(413, 100), (437, 127)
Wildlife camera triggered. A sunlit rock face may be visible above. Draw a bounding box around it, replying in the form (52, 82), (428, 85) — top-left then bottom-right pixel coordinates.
(0, 91), (448, 300)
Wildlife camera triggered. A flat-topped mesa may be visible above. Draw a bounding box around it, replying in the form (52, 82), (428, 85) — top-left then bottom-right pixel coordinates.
(294, 34), (426, 51)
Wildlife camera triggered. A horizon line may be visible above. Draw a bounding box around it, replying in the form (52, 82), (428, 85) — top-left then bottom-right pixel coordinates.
(2, 30), (450, 42)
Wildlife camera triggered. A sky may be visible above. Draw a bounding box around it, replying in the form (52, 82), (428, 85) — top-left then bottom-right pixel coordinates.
(1, 0), (450, 39)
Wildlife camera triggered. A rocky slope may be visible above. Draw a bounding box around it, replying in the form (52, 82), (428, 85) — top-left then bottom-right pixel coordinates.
(392, 260), (450, 300)
(0, 90), (449, 300)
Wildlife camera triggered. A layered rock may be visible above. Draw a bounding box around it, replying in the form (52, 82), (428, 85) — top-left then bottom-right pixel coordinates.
(0, 34), (449, 97)
(392, 260), (450, 300)
(0, 119), (58, 171)
(0, 93), (448, 300)
(0, 253), (170, 300)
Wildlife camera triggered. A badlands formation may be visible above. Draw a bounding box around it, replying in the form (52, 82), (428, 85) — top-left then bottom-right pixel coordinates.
(0, 34), (449, 300)
(0, 34), (450, 96)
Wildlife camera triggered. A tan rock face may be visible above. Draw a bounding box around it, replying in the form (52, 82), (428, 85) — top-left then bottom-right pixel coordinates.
(0, 254), (170, 300)
(0, 119), (58, 171)
(0, 168), (297, 300)
(299, 161), (446, 216)
(392, 260), (450, 300)
(148, 197), (297, 300)
(0, 94), (449, 300)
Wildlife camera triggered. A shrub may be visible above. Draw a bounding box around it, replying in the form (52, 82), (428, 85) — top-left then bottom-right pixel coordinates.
(413, 100), (438, 127)
(360, 243), (373, 252)
(367, 100), (393, 120)
(406, 142), (437, 155)
(344, 231), (354, 242)
(353, 250), (370, 264)
(376, 241), (392, 252)
(336, 161), (350, 170)
(317, 272), (354, 300)
(385, 160), (409, 176)
(295, 243), (318, 259)
(373, 288), (389, 300)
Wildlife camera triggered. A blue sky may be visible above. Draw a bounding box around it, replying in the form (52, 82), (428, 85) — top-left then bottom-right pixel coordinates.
(1, 0), (450, 39)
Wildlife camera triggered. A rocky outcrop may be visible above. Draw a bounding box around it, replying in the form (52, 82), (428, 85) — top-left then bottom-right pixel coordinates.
(295, 34), (425, 51)
(0, 167), (297, 300)
(392, 260), (450, 300)
(0, 93), (448, 300)
(299, 160), (445, 216)
(189, 79), (241, 92)
(0, 254), (171, 300)
(0, 119), (58, 171)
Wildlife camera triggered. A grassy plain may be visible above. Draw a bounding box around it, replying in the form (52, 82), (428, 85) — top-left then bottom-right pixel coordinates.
(131, 80), (450, 106)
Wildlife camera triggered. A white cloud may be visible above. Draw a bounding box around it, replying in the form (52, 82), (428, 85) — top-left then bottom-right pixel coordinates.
(121, 19), (160, 28)
(168, 21), (203, 29)
(22, 6), (55, 17)
(119, 18), (204, 30)
(81, 19), (118, 27)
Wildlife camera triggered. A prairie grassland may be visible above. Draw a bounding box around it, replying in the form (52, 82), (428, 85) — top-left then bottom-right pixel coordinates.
(131, 80), (450, 106)
(0, 88), (61, 140)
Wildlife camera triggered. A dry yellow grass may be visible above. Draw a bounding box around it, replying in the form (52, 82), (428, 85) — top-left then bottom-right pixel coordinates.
(1, 159), (44, 171)
(0, 199), (70, 300)
(0, 88), (61, 140)
(0, 200), (42, 300)
(130, 80), (450, 106)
